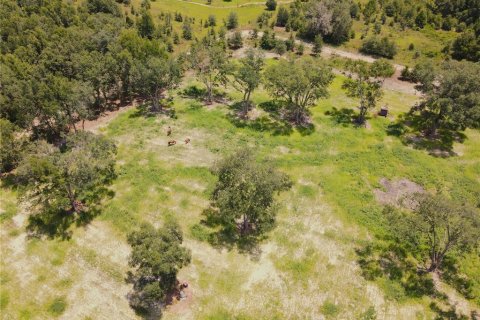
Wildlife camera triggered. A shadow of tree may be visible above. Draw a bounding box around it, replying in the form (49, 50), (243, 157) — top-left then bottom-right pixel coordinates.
(386, 113), (466, 158)
(181, 85), (207, 100)
(227, 100), (318, 136)
(356, 242), (436, 299)
(227, 100), (294, 136)
(190, 208), (265, 259)
(26, 206), (101, 240)
(181, 85), (229, 105)
(25, 187), (115, 240)
(429, 302), (470, 320)
(125, 272), (164, 320)
(129, 101), (177, 119)
(324, 107), (356, 126)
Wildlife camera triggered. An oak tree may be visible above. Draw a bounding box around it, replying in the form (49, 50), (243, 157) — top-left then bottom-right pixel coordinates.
(264, 56), (334, 124)
(127, 221), (191, 312)
(210, 149), (292, 237)
(342, 59), (394, 124)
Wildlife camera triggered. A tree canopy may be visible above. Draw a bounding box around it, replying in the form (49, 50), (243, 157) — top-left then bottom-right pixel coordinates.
(127, 221), (191, 312)
(17, 132), (117, 218)
(342, 59), (395, 124)
(209, 149), (292, 238)
(188, 40), (232, 104)
(264, 56), (334, 124)
(385, 193), (480, 272)
(411, 60), (480, 135)
(231, 49), (265, 112)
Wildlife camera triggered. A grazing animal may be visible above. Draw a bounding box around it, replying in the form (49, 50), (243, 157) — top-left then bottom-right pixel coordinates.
(168, 140), (176, 146)
(184, 138), (190, 144)
(167, 126), (172, 136)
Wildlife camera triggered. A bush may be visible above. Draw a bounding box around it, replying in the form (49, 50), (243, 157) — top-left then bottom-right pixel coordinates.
(260, 30), (276, 49)
(265, 0), (276, 11)
(228, 31), (243, 49)
(451, 30), (480, 62)
(276, 7), (289, 26)
(360, 36), (397, 58)
(47, 297), (67, 316)
(226, 12), (238, 29)
(321, 301), (340, 317)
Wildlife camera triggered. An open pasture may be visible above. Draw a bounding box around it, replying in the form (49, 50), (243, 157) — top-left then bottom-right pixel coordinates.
(1, 70), (479, 319)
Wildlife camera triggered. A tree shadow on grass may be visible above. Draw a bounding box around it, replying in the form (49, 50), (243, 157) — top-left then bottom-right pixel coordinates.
(125, 272), (164, 320)
(227, 100), (294, 136)
(324, 107), (356, 126)
(181, 84), (206, 100)
(356, 242), (435, 299)
(26, 188), (115, 240)
(129, 101), (177, 119)
(181, 85), (229, 105)
(190, 208), (264, 259)
(226, 100), (319, 137)
(429, 302), (470, 320)
(386, 113), (466, 158)
(26, 207), (101, 240)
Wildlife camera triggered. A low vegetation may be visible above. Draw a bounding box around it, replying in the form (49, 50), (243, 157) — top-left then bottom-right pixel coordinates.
(0, 0), (479, 318)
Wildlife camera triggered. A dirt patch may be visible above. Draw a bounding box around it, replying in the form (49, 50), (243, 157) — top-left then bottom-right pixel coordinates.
(60, 256), (136, 320)
(374, 178), (424, 208)
(74, 220), (130, 266)
(82, 102), (138, 133)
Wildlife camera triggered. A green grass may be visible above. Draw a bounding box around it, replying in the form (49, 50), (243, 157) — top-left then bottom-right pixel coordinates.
(342, 19), (457, 66)
(320, 301), (340, 318)
(1, 60), (479, 318)
(47, 296), (67, 317)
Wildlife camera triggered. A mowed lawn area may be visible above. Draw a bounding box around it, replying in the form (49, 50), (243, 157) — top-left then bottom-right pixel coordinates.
(1, 71), (479, 319)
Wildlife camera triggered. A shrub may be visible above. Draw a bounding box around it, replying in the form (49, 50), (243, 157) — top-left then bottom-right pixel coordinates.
(47, 297), (67, 316)
(360, 36), (397, 58)
(265, 0), (276, 11)
(226, 12), (238, 29)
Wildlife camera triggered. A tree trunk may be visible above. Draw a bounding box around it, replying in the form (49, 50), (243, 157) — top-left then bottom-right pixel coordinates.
(207, 86), (213, 104)
(65, 183), (78, 214)
(357, 106), (367, 125)
(241, 214), (249, 236)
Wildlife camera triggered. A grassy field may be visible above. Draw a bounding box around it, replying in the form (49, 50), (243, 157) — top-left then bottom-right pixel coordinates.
(1, 64), (479, 319)
(341, 20), (458, 66)
(133, 0), (458, 66)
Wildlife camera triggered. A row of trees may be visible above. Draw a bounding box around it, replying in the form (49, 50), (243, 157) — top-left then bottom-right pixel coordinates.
(188, 37), (337, 124)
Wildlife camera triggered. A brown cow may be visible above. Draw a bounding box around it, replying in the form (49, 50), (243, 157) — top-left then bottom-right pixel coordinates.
(168, 140), (176, 146)
(184, 138), (191, 144)
(167, 126), (172, 136)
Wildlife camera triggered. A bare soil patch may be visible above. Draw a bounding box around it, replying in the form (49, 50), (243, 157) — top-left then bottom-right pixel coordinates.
(374, 178), (424, 208)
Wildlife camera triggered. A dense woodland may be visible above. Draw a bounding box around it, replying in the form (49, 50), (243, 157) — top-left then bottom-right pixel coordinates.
(0, 0), (479, 318)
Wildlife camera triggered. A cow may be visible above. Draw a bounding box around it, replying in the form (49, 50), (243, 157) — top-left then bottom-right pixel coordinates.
(184, 138), (191, 144)
(168, 140), (176, 146)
